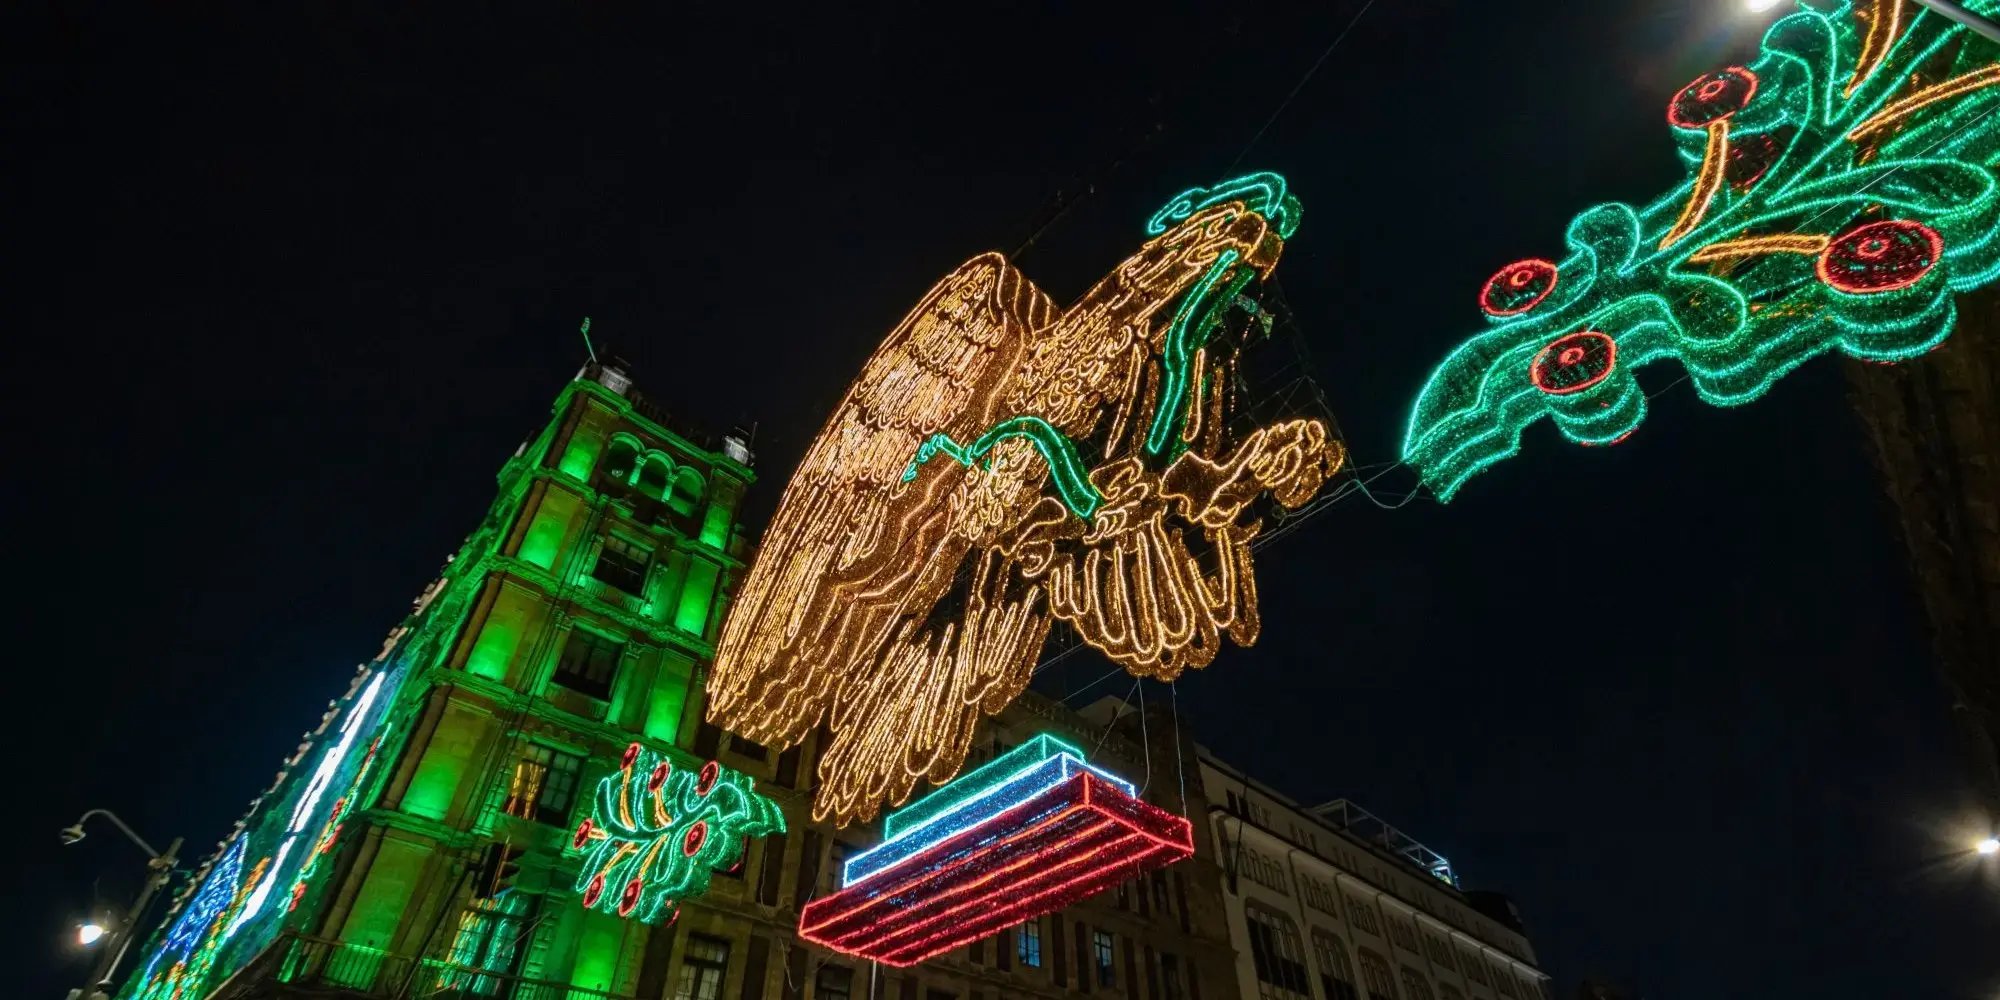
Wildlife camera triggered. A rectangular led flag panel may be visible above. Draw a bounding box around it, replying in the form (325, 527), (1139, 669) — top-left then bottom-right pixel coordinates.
(798, 733), (1194, 966)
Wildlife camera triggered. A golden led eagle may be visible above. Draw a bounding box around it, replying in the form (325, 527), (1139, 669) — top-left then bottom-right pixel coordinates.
(709, 173), (1343, 824)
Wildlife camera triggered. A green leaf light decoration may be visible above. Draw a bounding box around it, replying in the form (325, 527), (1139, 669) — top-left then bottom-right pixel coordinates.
(1403, 0), (2000, 501)
(572, 743), (784, 924)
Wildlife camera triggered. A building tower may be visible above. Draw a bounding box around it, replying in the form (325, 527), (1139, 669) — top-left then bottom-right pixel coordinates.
(120, 363), (758, 998)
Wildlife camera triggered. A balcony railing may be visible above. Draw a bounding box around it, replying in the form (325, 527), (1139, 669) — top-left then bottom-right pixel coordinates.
(270, 933), (636, 1000)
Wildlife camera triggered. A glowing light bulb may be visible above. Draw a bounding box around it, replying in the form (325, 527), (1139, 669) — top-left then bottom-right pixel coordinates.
(78, 922), (106, 946)
(1745, 0), (1782, 12)
(1978, 837), (2000, 855)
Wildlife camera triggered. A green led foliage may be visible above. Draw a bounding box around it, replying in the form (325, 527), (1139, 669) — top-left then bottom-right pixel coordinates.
(1404, 0), (2000, 500)
(571, 744), (783, 924)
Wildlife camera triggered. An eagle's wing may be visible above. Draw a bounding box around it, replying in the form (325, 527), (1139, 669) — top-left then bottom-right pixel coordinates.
(707, 254), (1056, 772)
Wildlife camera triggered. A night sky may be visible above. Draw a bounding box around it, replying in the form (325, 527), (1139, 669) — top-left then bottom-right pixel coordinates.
(12, 2), (2000, 997)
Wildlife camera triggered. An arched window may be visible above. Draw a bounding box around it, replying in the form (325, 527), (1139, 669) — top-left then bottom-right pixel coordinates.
(635, 452), (672, 500)
(1311, 930), (1359, 1000)
(669, 467), (705, 516)
(1356, 950), (1398, 1000)
(601, 433), (643, 485)
(1400, 966), (1436, 1000)
(1243, 902), (1312, 1000)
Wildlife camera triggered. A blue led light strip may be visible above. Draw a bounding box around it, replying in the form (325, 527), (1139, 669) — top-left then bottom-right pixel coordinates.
(844, 733), (1136, 887)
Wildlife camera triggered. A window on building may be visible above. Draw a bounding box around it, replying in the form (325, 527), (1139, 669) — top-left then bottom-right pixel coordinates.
(591, 534), (651, 594)
(601, 435), (641, 485)
(1495, 969), (1517, 997)
(669, 468), (705, 516)
(1386, 914), (1418, 952)
(814, 965), (853, 1000)
(637, 454), (671, 501)
(1458, 950), (1487, 985)
(502, 744), (583, 825)
(1401, 967), (1436, 1000)
(440, 894), (531, 997)
(1244, 902), (1312, 1000)
(1017, 918), (1042, 967)
(1439, 987), (1464, 1000)
(1093, 929), (1116, 987)
(1312, 931), (1359, 1000)
(673, 934), (730, 1000)
(552, 628), (622, 700)
(1159, 953), (1184, 1000)
(1424, 935), (1453, 969)
(1344, 895), (1381, 936)
(1356, 951), (1397, 1000)
(1151, 871), (1171, 916)
(730, 734), (769, 761)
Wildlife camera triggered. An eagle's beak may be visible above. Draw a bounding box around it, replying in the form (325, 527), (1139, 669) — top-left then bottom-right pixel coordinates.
(1245, 226), (1285, 279)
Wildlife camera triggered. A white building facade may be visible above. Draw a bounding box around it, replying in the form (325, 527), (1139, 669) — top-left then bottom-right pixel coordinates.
(1198, 750), (1552, 1000)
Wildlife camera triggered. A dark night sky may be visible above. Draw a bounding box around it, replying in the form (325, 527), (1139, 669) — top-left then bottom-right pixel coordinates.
(10, 2), (2000, 997)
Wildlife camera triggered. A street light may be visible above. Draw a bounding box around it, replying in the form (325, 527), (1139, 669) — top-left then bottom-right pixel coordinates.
(1978, 837), (2000, 856)
(1741, 0), (2000, 45)
(61, 810), (181, 999)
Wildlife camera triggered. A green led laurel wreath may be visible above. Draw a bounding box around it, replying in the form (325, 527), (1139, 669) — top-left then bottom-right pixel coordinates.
(571, 744), (783, 924)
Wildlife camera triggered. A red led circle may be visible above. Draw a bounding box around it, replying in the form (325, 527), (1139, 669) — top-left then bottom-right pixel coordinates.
(696, 760), (719, 796)
(1480, 259), (1559, 316)
(682, 820), (709, 857)
(1530, 331), (1618, 395)
(582, 872), (606, 907)
(1816, 220), (1942, 294)
(572, 817), (595, 850)
(621, 742), (642, 770)
(1724, 128), (1788, 188)
(1668, 66), (1757, 129)
(618, 877), (644, 916)
(647, 760), (671, 793)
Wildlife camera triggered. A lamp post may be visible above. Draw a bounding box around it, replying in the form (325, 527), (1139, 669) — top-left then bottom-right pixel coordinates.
(62, 810), (181, 1000)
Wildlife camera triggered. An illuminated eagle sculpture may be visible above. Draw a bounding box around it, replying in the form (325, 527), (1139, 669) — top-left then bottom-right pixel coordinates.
(710, 174), (1343, 824)
(1403, 0), (2000, 500)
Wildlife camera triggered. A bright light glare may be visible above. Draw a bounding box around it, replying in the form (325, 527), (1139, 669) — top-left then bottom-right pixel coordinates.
(1745, 0), (1782, 11)
(77, 923), (106, 946)
(1978, 837), (2000, 856)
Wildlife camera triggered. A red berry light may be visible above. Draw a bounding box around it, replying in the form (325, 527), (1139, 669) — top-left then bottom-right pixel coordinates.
(621, 742), (642, 770)
(1724, 128), (1789, 188)
(1530, 331), (1618, 395)
(618, 877), (645, 916)
(696, 760), (720, 796)
(682, 820), (709, 857)
(582, 873), (606, 907)
(573, 818), (595, 850)
(1817, 220), (1943, 294)
(1480, 259), (1560, 316)
(648, 760), (671, 793)
(1669, 67), (1758, 129)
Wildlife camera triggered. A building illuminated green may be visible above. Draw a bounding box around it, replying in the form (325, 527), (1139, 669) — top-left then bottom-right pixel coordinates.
(121, 363), (761, 997)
